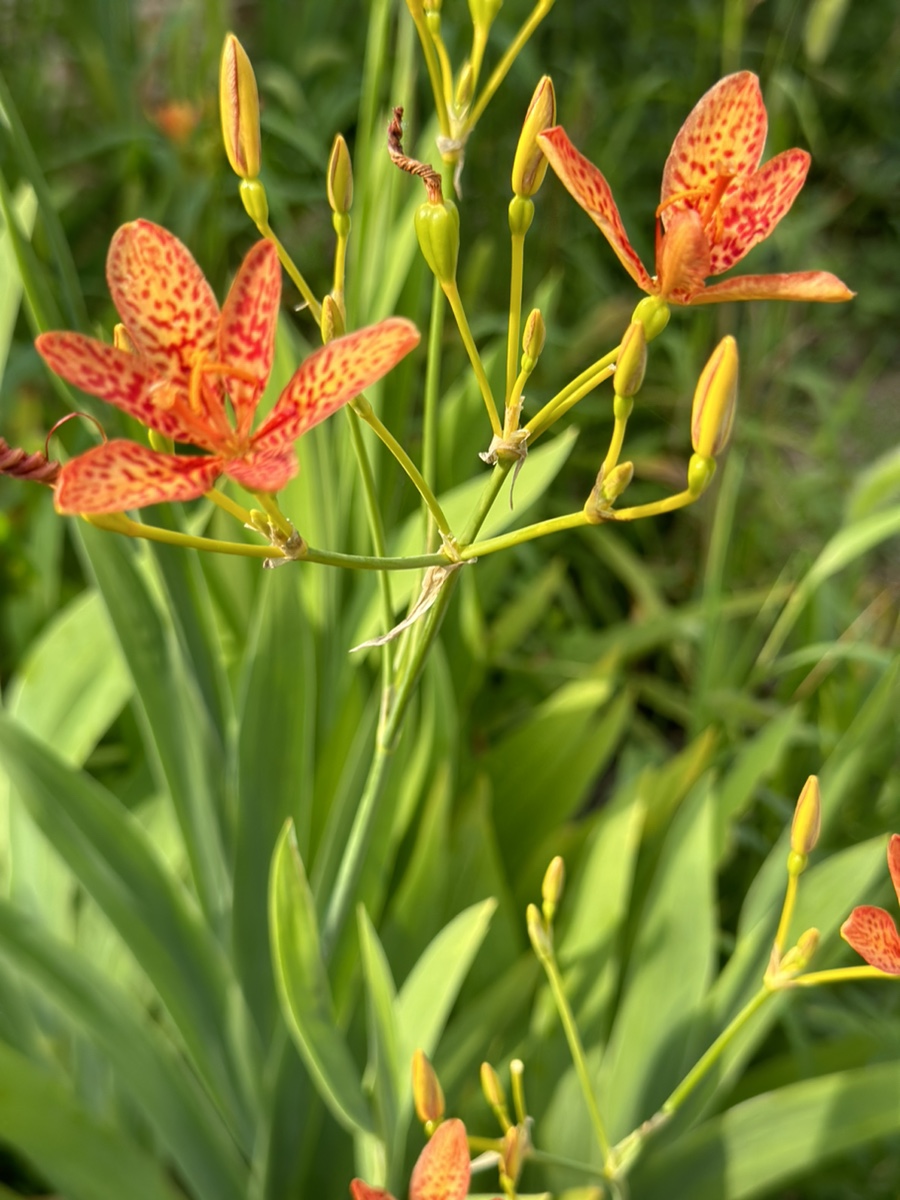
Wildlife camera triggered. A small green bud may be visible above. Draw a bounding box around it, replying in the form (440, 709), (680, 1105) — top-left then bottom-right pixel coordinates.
(508, 195), (535, 238)
(521, 308), (546, 372)
(511, 75), (556, 199)
(613, 320), (647, 398)
(320, 295), (345, 344)
(778, 928), (820, 978)
(220, 34), (261, 181)
(415, 199), (460, 285)
(541, 855), (565, 923)
(790, 776), (822, 860)
(480, 1062), (511, 1130)
(631, 295), (670, 341)
(601, 461), (634, 504)
(240, 179), (269, 226)
(691, 335), (738, 458)
(501, 1125), (526, 1188)
(526, 902), (552, 961)
(326, 134), (353, 216)
(687, 452), (716, 497)
(509, 1059), (527, 1125)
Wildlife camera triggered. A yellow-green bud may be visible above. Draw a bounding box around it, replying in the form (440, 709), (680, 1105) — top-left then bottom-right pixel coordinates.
(240, 179), (269, 227)
(511, 75), (556, 199)
(790, 775), (822, 859)
(508, 195), (535, 238)
(320, 295), (345, 344)
(541, 855), (565, 923)
(326, 134), (353, 216)
(480, 1061), (511, 1129)
(584, 461), (635, 522)
(779, 928), (820, 977)
(509, 1059), (527, 1124)
(415, 199), (460, 285)
(412, 1049), (445, 1127)
(526, 902), (552, 961)
(687, 452), (716, 497)
(521, 308), (546, 372)
(631, 295), (670, 341)
(148, 429), (174, 454)
(500, 1125), (526, 1187)
(455, 62), (475, 114)
(220, 33), (261, 181)
(113, 323), (134, 354)
(613, 320), (647, 398)
(691, 335), (738, 458)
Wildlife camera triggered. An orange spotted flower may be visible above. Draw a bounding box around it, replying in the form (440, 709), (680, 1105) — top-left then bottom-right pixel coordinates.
(350, 1118), (470, 1200)
(841, 835), (900, 975)
(538, 72), (853, 305)
(36, 220), (420, 513)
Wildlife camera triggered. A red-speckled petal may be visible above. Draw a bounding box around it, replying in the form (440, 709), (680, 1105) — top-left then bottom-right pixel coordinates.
(35, 332), (209, 446)
(409, 1119), (470, 1200)
(254, 318), (420, 450)
(841, 905), (900, 974)
(55, 440), (222, 513)
(661, 73), (768, 214)
(219, 240), (281, 438)
(689, 270), (855, 304)
(107, 220), (220, 378)
(709, 149), (810, 273)
(886, 835), (900, 907)
(539, 127), (652, 291)
(349, 1183), (395, 1200)
(224, 444), (298, 493)
(655, 209), (711, 302)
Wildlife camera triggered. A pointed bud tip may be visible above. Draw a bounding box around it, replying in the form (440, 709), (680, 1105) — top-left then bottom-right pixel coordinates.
(220, 33), (261, 181)
(613, 320), (648, 398)
(512, 76), (557, 199)
(790, 775), (822, 858)
(327, 134), (354, 215)
(691, 335), (738, 459)
(412, 1049), (445, 1126)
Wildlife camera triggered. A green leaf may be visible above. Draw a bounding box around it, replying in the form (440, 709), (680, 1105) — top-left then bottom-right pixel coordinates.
(0, 900), (247, 1200)
(631, 1061), (900, 1200)
(0, 181), (36, 380)
(269, 820), (373, 1134)
(0, 1040), (184, 1200)
(357, 907), (403, 1173)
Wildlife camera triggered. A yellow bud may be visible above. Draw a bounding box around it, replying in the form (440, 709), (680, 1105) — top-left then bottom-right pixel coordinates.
(613, 320), (647, 399)
(631, 295), (670, 341)
(455, 62), (475, 114)
(412, 1049), (445, 1127)
(500, 1125), (526, 1186)
(511, 76), (556, 199)
(584, 460), (635, 524)
(113, 323), (134, 354)
(521, 308), (546, 372)
(790, 775), (822, 859)
(220, 33), (261, 181)
(526, 902), (552, 961)
(240, 179), (269, 227)
(691, 335), (738, 458)
(480, 1062), (512, 1130)
(779, 928), (820, 977)
(541, 856), (565, 923)
(326, 134), (353, 216)
(508, 195), (535, 238)
(414, 199), (460, 285)
(687, 452), (716, 497)
(320, 295), (345, 344)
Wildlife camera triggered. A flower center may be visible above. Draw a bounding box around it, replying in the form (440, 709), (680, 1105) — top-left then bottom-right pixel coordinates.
(656, 162), (736, 245)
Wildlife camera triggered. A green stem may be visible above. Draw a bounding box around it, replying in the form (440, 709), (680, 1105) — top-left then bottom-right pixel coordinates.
(460, 510), (588, 559)
(422, 274), (446, 550)
(792, 966), (895, 987)
(257, 220), (322, 324)
(526, 347), (620, 441)
(602, 414), (628, 477)
(333, 226), (349, 315)
(407, 7), (451, 140)
(774, 872), (799, 957)
(613, 489), (696, 521)
(466, 0), (555, 131)
(344, 405), (395, 642)
(205, 487), (255, 526)
(84, 513), (285, 559)
(302, 547), (446, 571)
(460, 460), (514, 543)
(506, 229), (526, 402)
(443, 281), (502, 436)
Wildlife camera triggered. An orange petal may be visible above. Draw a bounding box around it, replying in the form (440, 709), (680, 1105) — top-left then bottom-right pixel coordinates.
(107, 220), (219, 380)
(538, 127), (651, 292)
(349, 1183), (396, 1200)
(689, 270), (855, 304)
(887, 835), (900, 907)
(35, 332), (205, 445)
(55, 440), (222, 513)
(224, 444), (298, 493)
(661, 72), (767, 210)
(655, 209), (711, 302)
(840, 905), (900, 975)
(254, 318), (420, 450)
(218, 240), (281, 439)
(710, 149), (810, 274)
(409, 1119), (470, 1200)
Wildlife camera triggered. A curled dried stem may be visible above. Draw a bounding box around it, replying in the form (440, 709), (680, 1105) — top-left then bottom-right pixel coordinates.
(0, 437), (60, 485)
(387, 107), (443, 203)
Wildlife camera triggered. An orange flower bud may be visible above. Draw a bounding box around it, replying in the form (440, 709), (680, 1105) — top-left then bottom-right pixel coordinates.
(691, 335), (738, 458)
(412, 1049), (445, 1127)
(512, 76), (556, 199)
(790, 775), (822, 861)
(220, 33), (262, 181)
(327, 134), (354, 216)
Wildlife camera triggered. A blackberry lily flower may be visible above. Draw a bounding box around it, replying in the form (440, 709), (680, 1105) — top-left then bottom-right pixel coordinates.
(841, 835), (900, 975)
(36, 220), (420, 513)
(538, 72), (853, 305)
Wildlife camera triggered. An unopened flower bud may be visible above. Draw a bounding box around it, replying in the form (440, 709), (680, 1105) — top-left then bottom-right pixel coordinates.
(480, 1062), (512, 1130)
(455, 62), (475, 113)
(779, 928), (820, 978)
(509, 1058), (527, 1125)
(541, 856), (565, 923)
(113, 323), (134, 354)
(412, 1049), (445, 1127)
(521, 308), (546, 372)
(415, 199), (460, 285)
(508, 195), (534, 238)
(526, 902), (552, 961)
(613, 320), (647, 399)
(691, 335), (738, 458)
(320, 295), (345, 344)
(632, 295), (670, 341)
(468, 0), (502, 33)
(500, 1124), (526, 1187)
(687, 452), (716, 497)
(327, 135), (353, 217)
(584, 461), (634, 524)
(512, 76), (556, 199)
(220, 33), (261, 181)
(790, 775), (822, 861)
(240, 179), (269, 227)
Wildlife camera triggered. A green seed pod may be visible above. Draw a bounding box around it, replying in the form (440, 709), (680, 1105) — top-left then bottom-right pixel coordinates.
(687, 452), (716, 496)
(239, 179), (269, 226)
(631, 295), (670, 341)
(508, 195), (535, 238)
(415, 198), (460, 285)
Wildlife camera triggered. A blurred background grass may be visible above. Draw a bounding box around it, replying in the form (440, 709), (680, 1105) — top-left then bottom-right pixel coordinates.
(0, 0), (898, 1195)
